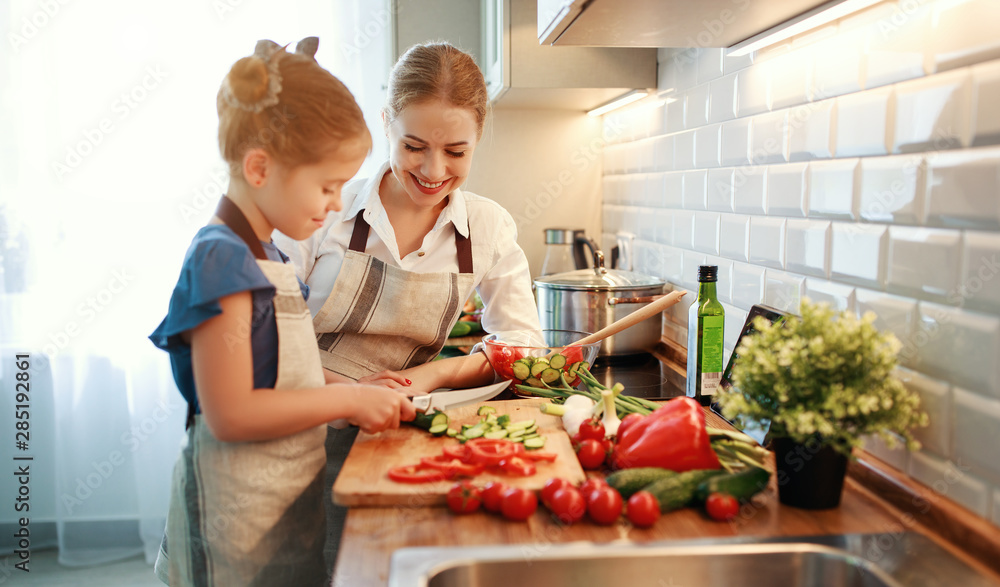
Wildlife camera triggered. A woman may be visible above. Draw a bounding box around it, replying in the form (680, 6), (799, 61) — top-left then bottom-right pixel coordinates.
(277, 42), (540, 392)
(273, 41), (541, 569)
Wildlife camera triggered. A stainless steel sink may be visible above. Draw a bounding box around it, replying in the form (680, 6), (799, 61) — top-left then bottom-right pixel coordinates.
(389, 533), (999, 587)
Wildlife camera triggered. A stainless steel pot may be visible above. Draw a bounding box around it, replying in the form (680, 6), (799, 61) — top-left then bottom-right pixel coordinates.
(534, 250), (667, 357)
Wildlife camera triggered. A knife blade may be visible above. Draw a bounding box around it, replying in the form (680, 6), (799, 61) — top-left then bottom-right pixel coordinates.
(411, 380), (511, 413)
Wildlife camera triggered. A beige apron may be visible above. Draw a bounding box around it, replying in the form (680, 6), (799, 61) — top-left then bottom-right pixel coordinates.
(317, 211), (476, 559)
(155, 197), (328, 586)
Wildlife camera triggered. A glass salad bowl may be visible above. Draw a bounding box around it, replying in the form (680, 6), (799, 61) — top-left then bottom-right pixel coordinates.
(481, 329), (601, 397)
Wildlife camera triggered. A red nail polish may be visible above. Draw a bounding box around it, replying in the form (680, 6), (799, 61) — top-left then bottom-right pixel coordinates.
(405, 379), (412, 385)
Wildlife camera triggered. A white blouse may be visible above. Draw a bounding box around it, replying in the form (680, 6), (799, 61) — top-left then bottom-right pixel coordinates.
(273, 161), (541, 335)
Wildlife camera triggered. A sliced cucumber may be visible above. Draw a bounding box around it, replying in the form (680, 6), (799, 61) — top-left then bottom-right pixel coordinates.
(463, 423), (485, 439)
(540, 367), (561, 384)
(530, 362), (549, 378)
(549, 354), (567, 369)
(446, 428), (458, 437)
(477, 405), (496, 416)
(428, 424), (449, 436)
(497, 414), (511, 427)
(511, 361), (531, 380)
(483, 429), (509, 440)
(523, 436), (546, 449)
(525, 376), (544, 388)
(506, 419), (535, 430)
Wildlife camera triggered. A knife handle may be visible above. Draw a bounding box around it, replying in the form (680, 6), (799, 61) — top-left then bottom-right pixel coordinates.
(411, 395), (431, 413)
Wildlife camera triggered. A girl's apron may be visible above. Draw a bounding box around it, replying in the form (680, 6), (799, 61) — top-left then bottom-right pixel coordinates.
(155, 197), (328, 586)
(315, 211), (476, 557)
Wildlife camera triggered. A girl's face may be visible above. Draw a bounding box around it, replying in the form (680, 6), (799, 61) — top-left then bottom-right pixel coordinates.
(384, 99), (478, 211)
(259, 137), (369, 240)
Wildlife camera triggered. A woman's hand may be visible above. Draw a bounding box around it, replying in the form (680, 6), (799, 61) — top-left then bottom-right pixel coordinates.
(358, 369), (418, 391)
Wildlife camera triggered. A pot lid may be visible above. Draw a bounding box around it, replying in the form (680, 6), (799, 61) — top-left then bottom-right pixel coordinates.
(534, 267), (666, 290)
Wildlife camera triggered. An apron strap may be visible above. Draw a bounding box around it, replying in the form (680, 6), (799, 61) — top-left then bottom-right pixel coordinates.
(187, 196), (268, 430)
(215, 196), (269, 261)
(349, 211), (474, 274)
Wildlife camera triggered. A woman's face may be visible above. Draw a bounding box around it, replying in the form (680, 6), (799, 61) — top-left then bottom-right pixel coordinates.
(384, 99), (478, 211)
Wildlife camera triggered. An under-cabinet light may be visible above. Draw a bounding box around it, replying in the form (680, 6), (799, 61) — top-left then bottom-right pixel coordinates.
(587, 89), (649, 117)
(727, 0), (883, 57)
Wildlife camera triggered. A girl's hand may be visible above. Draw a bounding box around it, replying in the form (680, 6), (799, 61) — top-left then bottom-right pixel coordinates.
(347, 385), (417, 434)
(358, 370), (415, 390)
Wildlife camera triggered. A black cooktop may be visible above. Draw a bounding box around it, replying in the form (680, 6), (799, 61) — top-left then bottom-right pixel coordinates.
(587, 353), (684, 400)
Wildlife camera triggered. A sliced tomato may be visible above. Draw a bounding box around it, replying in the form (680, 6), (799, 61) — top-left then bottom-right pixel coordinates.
(443, 444), (471, 462)
(521, 451), (558, 462)
(419, 455), (484, 477)
(497, 456), (537, 477)
(387, 464), (449, 484)
(466, 438), (518, 466)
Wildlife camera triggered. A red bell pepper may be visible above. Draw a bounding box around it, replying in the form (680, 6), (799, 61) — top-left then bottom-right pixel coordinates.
(610, 397), (721, 472)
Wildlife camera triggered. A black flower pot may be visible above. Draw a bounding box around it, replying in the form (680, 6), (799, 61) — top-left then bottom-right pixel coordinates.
(773, 436), (849, 510)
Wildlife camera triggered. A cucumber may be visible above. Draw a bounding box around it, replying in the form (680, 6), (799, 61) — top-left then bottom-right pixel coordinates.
(483, 429), (509, 440)
(523, 436), (546, 449)
(605, 467), (679, 499)
(477, 405), (497, 416)
(463, 422), (486, 439)
(449, 320), (473, 338)
(446, 428), (458, 437)
(511, 361), (531, 381)
(525, 377), (544, 388)
(549, 354), (567, 369)
(694, 467), (771, 503)
(530, 362), (549, 378)
(428, 424), (449, 436)
(406, 410), (448, 432)
(568, 361), (582, 377)
(506, 419), (535, 430)
(497, 414), (511, 427)
(540, 367), (561, 384)
(645, 469), (728, 513)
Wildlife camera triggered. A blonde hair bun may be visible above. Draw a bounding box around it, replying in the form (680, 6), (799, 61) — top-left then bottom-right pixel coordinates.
(228, 56), (271, 104)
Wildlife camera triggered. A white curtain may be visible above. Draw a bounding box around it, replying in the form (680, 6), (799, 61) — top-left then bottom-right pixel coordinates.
(0, 0), (391, 568)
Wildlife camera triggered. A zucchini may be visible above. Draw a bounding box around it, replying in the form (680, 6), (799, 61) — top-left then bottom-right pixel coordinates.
(645, 469), (728, 513)
(549, 354), (567, 369)
(694, 466), (771, 503)
(605, 467), (678, 499)
(523, 436), (546, 449)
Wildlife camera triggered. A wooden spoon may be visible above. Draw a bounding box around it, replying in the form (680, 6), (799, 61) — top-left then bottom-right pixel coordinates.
(546, 289), (687, 357)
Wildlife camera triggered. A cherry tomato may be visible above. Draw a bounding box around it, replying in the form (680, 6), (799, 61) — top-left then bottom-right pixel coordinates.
(500, 487), (538, 521)
(599, 438), (615, 465)
(587, 485), (623, 525)
(548, 486), (586, 525)
(578, 477), (609, 503)
(626, 491), (661, 528)
(576, 439), (606, 470)
(446, 481), (482, 515)
(481, 481), (509, 513)
(577, 418), (605, 441)
(540, 478), (572, 507)
(705, 492), (740, 522)
(387, 464), (449, 484)
(617, 413), (645, 438)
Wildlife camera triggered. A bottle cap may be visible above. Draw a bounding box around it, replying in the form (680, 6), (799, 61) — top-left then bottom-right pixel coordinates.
(698, 265), (718, 282)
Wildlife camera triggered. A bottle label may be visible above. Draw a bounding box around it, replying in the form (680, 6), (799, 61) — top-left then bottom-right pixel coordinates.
(699, 315), (724, 395)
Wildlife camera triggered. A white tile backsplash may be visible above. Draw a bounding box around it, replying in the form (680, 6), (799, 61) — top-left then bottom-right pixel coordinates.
(892, 69), (972, 154)
(720, 117), (752, 167)
(835, 86), (893, 158)
(785, 219), (830, 278)
(606, 0), (1000, 528)
(788, 98), (835, 162)
(766, 162), (809, 217)
(808, 159), (859, 221)
(858, 154), (924, 225)
(720, 214), (750, 262)
(887, 227), (962, 302)
(953, 387), (1000, 483)
(748, 216), (786, 270)
(925, 146), (1000, 230)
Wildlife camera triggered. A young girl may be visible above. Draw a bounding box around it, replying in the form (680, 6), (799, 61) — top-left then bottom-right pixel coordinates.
(150, 38), (415, 586)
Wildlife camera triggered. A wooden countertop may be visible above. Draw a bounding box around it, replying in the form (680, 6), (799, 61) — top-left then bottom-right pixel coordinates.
(331, 403), (1000, 586)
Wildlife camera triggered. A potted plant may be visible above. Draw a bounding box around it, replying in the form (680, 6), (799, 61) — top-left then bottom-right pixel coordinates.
(716, 299), (928, 509)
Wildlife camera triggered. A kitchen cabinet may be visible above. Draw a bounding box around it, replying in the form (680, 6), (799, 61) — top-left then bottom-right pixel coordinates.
(482, 0), (656, 109)
(538, 0), (833, 47)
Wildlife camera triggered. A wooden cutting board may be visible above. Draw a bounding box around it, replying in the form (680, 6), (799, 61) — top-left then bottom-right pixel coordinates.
(332, 398), (585, 507)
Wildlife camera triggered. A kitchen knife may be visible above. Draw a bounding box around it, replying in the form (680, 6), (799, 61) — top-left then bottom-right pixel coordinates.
(411, 380), (511, 413)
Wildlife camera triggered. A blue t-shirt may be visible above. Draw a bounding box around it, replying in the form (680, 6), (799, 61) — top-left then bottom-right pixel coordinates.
(149, 225), (310, 414)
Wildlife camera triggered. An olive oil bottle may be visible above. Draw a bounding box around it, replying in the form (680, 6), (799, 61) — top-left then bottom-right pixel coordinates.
(686, 265), (724, 406)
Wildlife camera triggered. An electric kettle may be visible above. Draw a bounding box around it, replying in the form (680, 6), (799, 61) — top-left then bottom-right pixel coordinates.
(540, 228), (599, 276)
